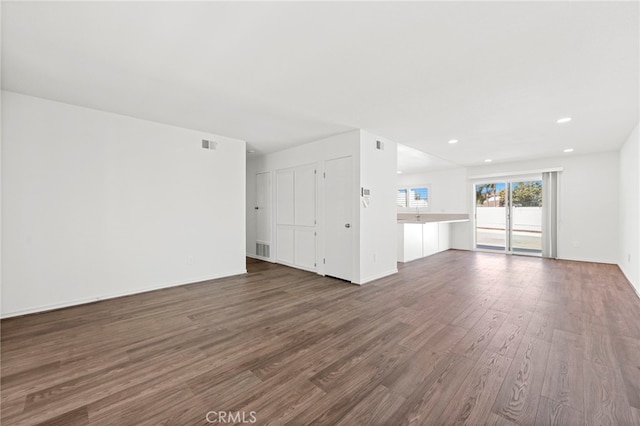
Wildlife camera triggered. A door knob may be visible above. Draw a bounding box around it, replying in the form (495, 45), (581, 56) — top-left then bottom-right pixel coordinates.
(345, 224), (351, 228)
(254, 206), (259, 210)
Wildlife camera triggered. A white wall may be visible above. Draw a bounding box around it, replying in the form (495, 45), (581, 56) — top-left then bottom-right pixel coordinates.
(397, 167), (468, 213)
(0, 90), (3, 308)
(618, 123), (639, 294)
(467, 151), (620, 264)
(359, 131), (398, 283)
(1, 91), (247, 317)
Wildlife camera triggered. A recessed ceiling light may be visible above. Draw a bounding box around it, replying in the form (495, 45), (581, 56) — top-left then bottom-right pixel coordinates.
(448, 139), (458, 144)
(397, 171), (402, 174)
(557, 117), (572, 124)
(484, 159), (492, 162)
(564, 148), (574, 153)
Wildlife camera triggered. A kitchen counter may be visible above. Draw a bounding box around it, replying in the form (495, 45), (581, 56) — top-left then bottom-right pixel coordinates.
(397, 213), (469, 223)
(397, 213), (469, 262)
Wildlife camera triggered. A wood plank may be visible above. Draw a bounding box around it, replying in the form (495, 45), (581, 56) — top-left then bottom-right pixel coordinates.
(451, 309), (507, 360)
(486, 413), (518, 425)
(303, 343), (413, 424)
(99, 385), (204, 426)
(386, 354), (476, 424)
(541, 329), (584, 412)
(232, 376), (325, 425)
(491, 335), (551, 424)
(584, 328), (619, 368)
(524, 311), (555, 343)
(583, 360), (638, 425)
(35, 406), (89, 426)
(381, 347), (450, 399)
(451, 293), (495, 329)
(611, 335), (640, 409)
(309, 322), (412, 392)
(334, 385), (406, 426)
(534, 396), (584, 426)
(485, 317), (530, 359)
(437, 350), (513, 424)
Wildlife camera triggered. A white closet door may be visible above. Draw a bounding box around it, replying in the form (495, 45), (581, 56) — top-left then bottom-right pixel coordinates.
(275, 164), (317, 271)
(276, 170), (294, 225)
(277, 227), (295, 264)
(295, 229), (316, 270)
(294, 165), (316, 226)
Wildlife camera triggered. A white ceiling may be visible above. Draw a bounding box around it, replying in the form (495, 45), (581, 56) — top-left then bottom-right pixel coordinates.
(2, 2), (638, 169)
(397, 144), (458, 174)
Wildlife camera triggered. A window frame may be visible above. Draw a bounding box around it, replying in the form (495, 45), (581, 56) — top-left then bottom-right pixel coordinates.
(397, 184), (431, 212)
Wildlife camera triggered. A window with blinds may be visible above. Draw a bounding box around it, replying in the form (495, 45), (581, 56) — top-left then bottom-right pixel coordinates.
(408, 187), (429, 208)
(397, 189), (408, 207)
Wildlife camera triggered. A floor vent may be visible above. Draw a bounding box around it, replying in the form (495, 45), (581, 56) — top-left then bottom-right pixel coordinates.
(256, 242), (270, 258)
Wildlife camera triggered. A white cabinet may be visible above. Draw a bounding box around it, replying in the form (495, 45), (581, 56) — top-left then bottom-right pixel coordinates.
(398, 222), (452, 262)
(438, 223), (450, 251)
(399, 223), (424, 262)
(422, 223), (439, 257)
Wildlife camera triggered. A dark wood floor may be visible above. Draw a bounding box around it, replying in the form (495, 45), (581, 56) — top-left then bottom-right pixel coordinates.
(2, 250), (640, 425)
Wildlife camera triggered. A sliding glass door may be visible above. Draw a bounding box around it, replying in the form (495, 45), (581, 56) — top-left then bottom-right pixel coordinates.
(474, 178), (542, 255)
(510, 180), (542, 254)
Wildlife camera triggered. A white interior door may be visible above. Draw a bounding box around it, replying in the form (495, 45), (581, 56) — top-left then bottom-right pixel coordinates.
(324, 156), (353, 281)
(256, 172), (271, 255)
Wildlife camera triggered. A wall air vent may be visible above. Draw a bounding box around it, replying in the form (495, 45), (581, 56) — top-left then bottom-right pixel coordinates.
(202, 139), (218, 150)
(256, 242), (270, 258)
(376, 140), (384, 150)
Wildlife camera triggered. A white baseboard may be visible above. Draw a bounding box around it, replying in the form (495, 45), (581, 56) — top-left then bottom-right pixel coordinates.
(557, 256), (616, 265)
(357, 268), (399, 285)
(275, 260), (318, 274)
(0, 269), (247, 319)
(618, 264), (640, 300)
(630, 282), (640, 300)
(246, 254), (275, 263)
